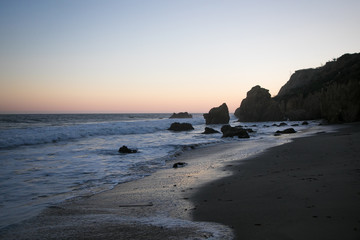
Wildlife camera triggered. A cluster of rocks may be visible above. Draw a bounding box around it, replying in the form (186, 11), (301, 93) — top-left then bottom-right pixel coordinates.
(166, 102), (300, 138)
(118, 100), (301, 159)
(221, 125), (250, 138)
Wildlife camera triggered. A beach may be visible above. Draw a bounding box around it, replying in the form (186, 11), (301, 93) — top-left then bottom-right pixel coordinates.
(1, 1), (359, 239)
(193, 123), (360, 239)
(1, 123), (359, 239)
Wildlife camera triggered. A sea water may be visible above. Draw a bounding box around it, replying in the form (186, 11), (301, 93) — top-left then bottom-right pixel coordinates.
(0, 113), (324, 229)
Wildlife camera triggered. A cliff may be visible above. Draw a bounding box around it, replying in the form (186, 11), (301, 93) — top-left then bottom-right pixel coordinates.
(235, 53), (360, 123)
(234, 86), (283, 122)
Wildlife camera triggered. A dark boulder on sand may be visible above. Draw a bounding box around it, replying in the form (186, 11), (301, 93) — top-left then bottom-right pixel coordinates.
(168, 122), (194, 131)
(221, 125), (250, 138)
(119, 145), (137, 153)
(203, 103), (230, 124)
(173, 162), (187, 168)
(202, 127), (220, 134)
(169, 112), (193, 119)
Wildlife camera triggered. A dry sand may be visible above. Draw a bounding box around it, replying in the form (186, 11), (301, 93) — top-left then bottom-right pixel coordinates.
(1, 123), (359, 239)
(193, 123), (360, 239)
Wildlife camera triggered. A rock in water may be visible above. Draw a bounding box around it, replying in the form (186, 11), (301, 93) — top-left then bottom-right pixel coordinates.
(168, 122), (194, 131)
(274, 128), (297, 136)
(221, 125), (250, 138)
(203, 103), (230, 124)
(202, 127), (220, 134)
(119, 145), (137, 153)
(169, 112), (193, 118)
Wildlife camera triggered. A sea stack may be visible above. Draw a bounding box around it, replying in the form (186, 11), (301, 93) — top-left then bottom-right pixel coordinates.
(234, 85), (283, 122)
(203, 103), (230, 124)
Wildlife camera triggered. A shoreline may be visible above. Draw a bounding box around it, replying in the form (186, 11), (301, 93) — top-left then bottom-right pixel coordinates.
(0, 116), (323, 230)
(0, 123), (355, 239)
(192, 123), (360, 239)
(1, 140), (250, 239)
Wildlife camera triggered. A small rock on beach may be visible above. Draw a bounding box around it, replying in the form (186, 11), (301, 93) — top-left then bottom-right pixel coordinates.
(173, 162), (187, 168)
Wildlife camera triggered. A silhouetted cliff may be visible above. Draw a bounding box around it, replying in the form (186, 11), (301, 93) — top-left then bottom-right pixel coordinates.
(235, 53), (360, 123)
(234, 86), (283, 122)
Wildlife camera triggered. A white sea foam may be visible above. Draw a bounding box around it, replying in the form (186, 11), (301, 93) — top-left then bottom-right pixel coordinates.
(0, 116), (205, 149)
(0, 214), (234, 239)
(119, 215), (235, 240)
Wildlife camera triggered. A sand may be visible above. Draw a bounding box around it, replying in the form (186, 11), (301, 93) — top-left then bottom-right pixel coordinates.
(193, 123), (360, 239)
(0, 142), (243, 239)
(1, 123), (359, 239)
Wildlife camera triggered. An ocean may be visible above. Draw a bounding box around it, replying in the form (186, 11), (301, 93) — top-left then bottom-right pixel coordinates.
(0, 113), (325, 229)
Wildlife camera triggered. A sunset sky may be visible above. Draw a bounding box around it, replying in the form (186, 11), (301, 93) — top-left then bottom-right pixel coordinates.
(1, 0), (359, 113)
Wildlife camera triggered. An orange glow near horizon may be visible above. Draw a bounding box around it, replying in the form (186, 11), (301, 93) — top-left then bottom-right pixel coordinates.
(0, 81), (246, 114)
(1, 1), (359, 114)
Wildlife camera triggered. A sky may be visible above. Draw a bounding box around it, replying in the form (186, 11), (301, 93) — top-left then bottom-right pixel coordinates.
(0, 0), (359, 113)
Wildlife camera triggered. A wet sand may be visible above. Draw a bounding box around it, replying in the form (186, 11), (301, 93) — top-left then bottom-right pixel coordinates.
(0, 142), (245, 239)
(192, 123), (360, 239)
(1, 124), (359, 239)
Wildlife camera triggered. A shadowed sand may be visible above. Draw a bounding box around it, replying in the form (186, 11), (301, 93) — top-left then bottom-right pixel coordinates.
(1, 124), (359, 239)
(192, 123), (360, 239)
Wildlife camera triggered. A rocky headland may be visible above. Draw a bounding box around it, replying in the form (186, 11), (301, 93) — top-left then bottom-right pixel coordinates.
(235, 53), (360, 123)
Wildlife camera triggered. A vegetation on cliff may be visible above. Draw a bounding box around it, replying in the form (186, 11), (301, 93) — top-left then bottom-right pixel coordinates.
(235, 53), (360, 123)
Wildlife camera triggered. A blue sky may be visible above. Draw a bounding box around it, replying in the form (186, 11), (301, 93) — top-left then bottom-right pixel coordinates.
(0, 0), (359, 113)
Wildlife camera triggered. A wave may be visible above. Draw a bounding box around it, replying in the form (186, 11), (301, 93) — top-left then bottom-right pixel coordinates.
(0, 117), (205, 149)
